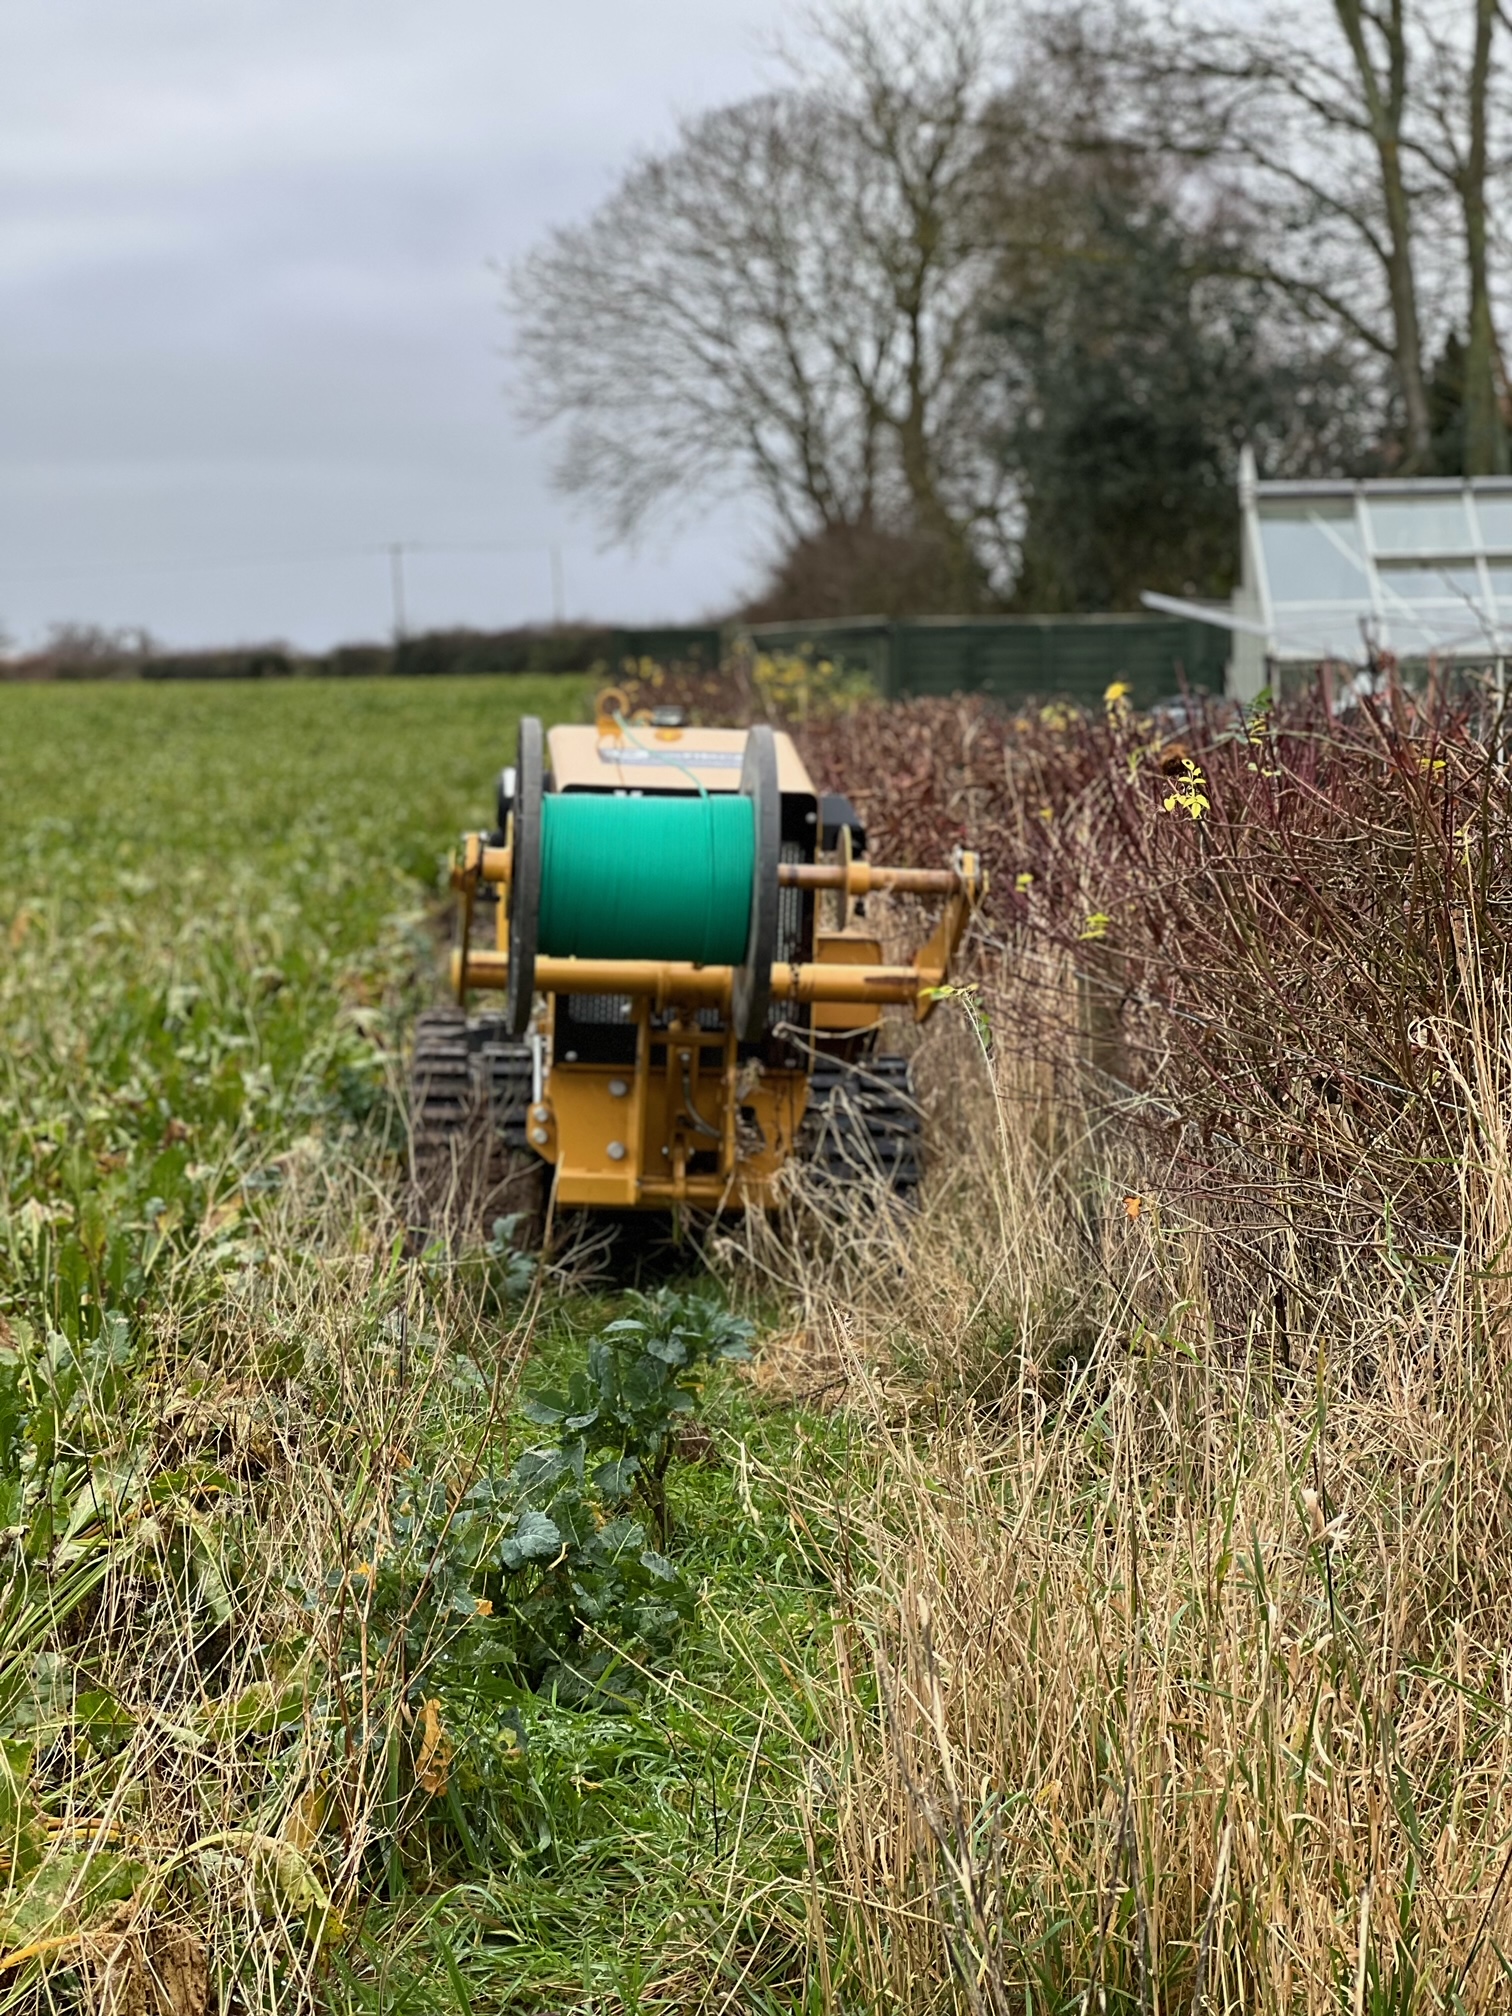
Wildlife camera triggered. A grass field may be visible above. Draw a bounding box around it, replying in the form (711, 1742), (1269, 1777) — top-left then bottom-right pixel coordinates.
(0, 677), (854, 2010)
(8, 674), (1512, 2013)
(0, 675), (574, 1332)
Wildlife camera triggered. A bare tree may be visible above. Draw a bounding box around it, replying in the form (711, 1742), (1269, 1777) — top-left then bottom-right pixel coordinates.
(1409, 0), (1511, 471)
(1064, 0), (1512, 472)
(794, 0), (1018, 581)
(510, 0), (1016, 593)
(513, 0), (1512, 620)
(1461, 0), (1506, 470)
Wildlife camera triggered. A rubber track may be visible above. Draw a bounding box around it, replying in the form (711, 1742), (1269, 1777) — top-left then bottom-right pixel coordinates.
(800, 1053), (922, 1194)
(411, 1008), (532, 1153)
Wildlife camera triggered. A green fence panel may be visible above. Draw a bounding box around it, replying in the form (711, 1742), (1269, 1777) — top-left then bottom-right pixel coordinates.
(890, 618), (1229, 705)
(739, 615), (1231, 706)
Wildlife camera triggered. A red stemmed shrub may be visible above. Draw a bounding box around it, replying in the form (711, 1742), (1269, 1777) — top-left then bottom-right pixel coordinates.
(803, 681), (1512, 1344)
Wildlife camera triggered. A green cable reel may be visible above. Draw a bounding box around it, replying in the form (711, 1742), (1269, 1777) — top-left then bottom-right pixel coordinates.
(504, 717), (780, 1042)
(538, 794), (755, 964)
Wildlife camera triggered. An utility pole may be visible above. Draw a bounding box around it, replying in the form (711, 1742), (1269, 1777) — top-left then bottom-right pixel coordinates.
(550, 544), (565, 627)
(387, 542), (409, 645)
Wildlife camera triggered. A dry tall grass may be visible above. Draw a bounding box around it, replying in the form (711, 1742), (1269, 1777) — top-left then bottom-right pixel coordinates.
(735, 964), (1512, 2013)
(0, 1146), (535, 2012)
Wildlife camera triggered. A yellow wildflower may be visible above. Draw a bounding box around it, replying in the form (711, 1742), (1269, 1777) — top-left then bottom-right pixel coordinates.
(1161, 760), (1210, 820)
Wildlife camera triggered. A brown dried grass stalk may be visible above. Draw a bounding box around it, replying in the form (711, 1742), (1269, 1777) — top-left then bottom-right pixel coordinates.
(0, 1146), (533, 2012)
(734, 957), (1512, 2013)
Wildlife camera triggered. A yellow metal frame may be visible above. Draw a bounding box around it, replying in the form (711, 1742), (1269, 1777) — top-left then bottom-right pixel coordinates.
(448, 809), (982, 1209)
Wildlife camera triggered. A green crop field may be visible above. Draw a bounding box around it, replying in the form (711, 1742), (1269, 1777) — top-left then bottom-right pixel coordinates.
(1, 677), (572, 1329)
(0, 677), (844, 2011)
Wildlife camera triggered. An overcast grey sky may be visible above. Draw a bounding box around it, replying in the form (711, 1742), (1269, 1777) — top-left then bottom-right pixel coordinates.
(0, 1), (804, 651)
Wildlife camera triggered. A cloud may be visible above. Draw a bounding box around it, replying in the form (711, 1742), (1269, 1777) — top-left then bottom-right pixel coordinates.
(0, 0), (795, 647)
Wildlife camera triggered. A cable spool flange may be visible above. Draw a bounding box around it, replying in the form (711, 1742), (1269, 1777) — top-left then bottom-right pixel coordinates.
(505, 715), (543, 1037)
(734, 724), (780, 1043)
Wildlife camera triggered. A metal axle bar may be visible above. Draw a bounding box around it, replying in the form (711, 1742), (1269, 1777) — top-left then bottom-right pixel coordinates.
(473, 845), (970, 900)
(777, 862), (963, 894)
(450, 949), (940, 1008)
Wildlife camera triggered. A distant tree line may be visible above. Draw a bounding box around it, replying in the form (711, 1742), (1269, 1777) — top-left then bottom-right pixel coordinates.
(0, 623), (721, 683)
(511, 0), (1512, 618)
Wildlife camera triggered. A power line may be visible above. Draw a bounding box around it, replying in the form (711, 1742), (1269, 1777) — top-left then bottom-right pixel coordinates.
(0, 535), (578, 587)
(0, 547), (370, 585)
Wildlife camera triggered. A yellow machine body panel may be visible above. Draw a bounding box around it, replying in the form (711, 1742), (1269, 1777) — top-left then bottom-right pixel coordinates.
(534, 1015), (809, 1209)
(808, 931), (886, 1036)
(546, 721), (816, 797)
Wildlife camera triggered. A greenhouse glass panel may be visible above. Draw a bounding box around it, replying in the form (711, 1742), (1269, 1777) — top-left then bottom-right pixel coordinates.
(1258, 511), (1366, 601)
(1154, 470), (1512, 670)
(1383, 607), (1489, 648)
(1477, 497), (1512, 549)
(1269, 610), (1369, 660)
(1376, 563), (1483, 603)
(1368, 496), (1473, 553)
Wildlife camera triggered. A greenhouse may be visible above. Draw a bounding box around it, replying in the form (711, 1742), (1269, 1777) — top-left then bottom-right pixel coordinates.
(1146, 446), (1512, 697)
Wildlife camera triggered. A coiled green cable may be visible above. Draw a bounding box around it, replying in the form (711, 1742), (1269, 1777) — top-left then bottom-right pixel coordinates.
(537, 794), (755, 964)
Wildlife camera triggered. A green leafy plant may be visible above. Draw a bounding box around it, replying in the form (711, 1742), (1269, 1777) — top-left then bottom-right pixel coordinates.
(0, 1312), (134, 1566)
(514, 1288), (753, 1541)
(352, 1291), (753, 1713)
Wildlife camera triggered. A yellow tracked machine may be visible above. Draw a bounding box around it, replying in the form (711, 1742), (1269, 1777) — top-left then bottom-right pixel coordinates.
(411, 696), (983, 1222)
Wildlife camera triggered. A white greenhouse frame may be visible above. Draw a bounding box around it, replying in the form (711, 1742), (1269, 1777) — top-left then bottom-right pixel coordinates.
(1144, 447), (1512, 699)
